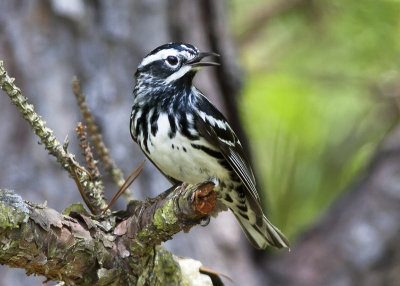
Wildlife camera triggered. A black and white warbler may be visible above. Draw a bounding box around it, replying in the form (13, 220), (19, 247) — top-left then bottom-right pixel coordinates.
(129, 43), (289, 249)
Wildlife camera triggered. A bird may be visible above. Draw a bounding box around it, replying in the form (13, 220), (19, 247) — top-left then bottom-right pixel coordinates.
(128, 42), (289, 249)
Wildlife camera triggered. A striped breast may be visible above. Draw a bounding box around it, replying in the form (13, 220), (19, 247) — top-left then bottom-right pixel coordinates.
(131, 109), (233, 185)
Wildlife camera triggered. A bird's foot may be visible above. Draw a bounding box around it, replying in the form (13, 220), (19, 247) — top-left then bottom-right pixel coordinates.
(200, 216), (210, 227)
(144, 184), (178, 205)
(207, 177), (219, 188)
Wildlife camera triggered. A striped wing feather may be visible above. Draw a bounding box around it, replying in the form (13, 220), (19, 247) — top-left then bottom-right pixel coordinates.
(194, 99), (261, 206)
(194, 100), (290, 249)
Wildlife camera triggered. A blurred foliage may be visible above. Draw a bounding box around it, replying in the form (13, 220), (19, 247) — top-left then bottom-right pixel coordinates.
(230, 0), (400, 238)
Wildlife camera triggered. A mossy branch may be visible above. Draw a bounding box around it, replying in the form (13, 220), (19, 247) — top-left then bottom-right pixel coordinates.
(0, 183), (217, 285)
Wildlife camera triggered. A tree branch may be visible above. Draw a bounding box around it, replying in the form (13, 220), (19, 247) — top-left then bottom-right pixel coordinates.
(0, 182), (217, 285)
(0, 61), (106, 214)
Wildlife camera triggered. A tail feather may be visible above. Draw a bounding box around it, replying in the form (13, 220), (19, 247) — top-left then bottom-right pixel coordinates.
(221, 185), (289, 249)
(234, 213), (290, 249)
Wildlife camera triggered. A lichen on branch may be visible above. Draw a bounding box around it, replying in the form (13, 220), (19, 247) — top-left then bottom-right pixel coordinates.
(0, 61), (106, 214)
(0, 182), (217, 285)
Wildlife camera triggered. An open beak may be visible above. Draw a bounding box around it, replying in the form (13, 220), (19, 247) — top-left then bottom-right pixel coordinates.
(186, 52), (220, 68)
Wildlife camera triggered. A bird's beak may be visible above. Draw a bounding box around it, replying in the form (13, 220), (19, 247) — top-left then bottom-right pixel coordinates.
(186, 52), (220, 68)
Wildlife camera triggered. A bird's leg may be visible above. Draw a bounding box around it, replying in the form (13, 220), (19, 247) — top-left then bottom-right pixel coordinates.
(144, 184), (181, 205)
(207, 177), (219, 188)
(173, 182), (189, 197)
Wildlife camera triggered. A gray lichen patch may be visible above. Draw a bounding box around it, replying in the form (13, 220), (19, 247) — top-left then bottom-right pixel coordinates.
(0, 189), (29, 229)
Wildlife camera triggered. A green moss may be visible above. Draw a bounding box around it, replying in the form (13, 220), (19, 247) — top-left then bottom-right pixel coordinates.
(62, 203), (90, 216)
(152, 247), (182, 285)
(135, 226), (154, 246)
(47, 236), (59, 259)
(136, 247), (182, 286)
(136, 248), (155, 286)
(153, 199), (178, 230)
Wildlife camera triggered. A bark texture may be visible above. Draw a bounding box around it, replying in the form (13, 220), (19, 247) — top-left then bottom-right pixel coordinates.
(0, 182), (217, 285)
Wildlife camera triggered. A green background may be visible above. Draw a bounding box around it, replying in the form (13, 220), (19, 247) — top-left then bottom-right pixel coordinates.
(231, 0), (400, 238)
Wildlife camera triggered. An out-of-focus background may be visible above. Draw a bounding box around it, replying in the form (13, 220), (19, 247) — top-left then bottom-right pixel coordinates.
(1, 0), (400, 285)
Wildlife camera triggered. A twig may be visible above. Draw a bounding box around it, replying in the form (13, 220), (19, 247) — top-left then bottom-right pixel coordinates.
(72, 77), (133, 201)
(75, 122), (102, 181)
(199, 266), (233, 283)
(72, 167), (96, 214)
(74, 122), (106, 214)
(102, 160), (145, 214)
(0, 61), (107, 214)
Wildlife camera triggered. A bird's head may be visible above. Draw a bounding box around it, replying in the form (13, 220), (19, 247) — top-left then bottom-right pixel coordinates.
(135, 43), (219, 87)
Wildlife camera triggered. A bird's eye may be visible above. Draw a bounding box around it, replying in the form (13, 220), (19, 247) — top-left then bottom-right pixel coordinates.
(166, 56), (179, 66)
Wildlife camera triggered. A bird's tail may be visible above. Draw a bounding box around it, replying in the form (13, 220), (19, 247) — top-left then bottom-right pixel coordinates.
(233, 210), (290, 249)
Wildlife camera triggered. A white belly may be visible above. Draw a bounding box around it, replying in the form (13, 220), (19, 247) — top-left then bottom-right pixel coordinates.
(142, 114), (231, 184)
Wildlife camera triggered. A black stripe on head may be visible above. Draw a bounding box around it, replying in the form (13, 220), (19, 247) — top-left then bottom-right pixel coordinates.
(147, 43), (198, 57)
(136, 43), (199, 80)
(139, 43), (198, 71)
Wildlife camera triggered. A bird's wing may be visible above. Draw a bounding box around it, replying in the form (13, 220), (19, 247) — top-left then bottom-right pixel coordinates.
(194, 98), (260, 204)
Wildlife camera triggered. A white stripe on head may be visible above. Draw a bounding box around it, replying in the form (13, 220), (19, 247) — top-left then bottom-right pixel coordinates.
(164, 65), (192, 84)
(140, 49), (177, 67)
(180, 44), (194, 51)
(140, 48), (193, 68)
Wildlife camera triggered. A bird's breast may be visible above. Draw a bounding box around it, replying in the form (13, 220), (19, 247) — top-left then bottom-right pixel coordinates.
(142, 113), (232, 184)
